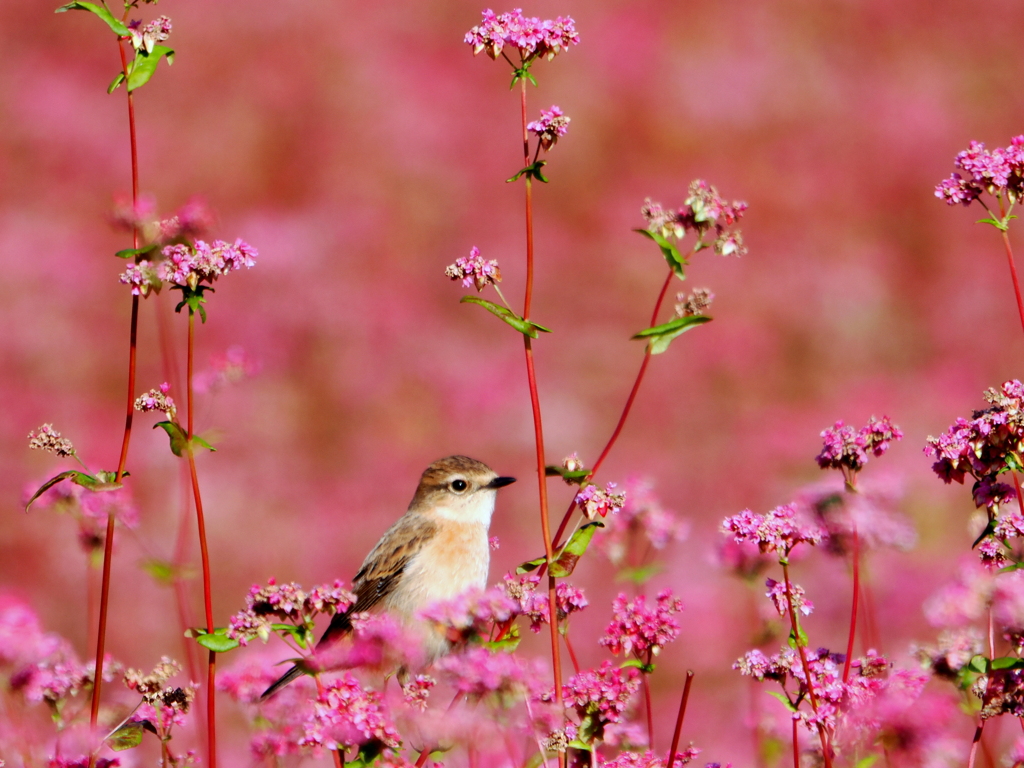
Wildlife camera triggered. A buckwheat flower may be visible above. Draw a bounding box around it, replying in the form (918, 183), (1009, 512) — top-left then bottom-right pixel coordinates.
(596, 478), (688, 567)
(504, 574), (587, 632)
(935, 173), (983, 206)
(914, 628), (984, 680)
(796, 477), (916, 556)
(401, 674), (434, 710)
(764, 578), (813, 617)
(319, 612), (425, 673)
(300, 673), (399, 751)
(562, 452), (584, 476)
(158, 238), (257, 289)
(129, 15), (172, 53)
(134, 382), (176, 421)
(955, 140), (1013, 191)
(28, 424), (75, 458)
(119, 259), (161, 296)
(817, 417), (904, 474)
(713, 231), (746, 257)
(110, 194), (156, 233)
(600, 748), (701, 768)
(562, 660), (641, 732)
(445, 246), (501, 291)
(465, 9), (579, 62)
(733, 649), (790, 684)
(575, 482), (626, 520)
(527, 105), (570, 151)
(437, 646), (543, 699)
(721, 504), (823, 557)
(924, 561), (995, 628)
(674, 288), (714, 318)
(974, 667), (1024, 719)
(600, 590), (683, 657)
(48, 759), (119, 768)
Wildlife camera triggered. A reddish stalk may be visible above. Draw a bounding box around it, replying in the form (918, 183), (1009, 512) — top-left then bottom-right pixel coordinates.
(186, 308), (217, 768)
(562, 631), (581, 674)
(967, 722), (986, 768)
(999, 228), (1024, 337)
(791, 719), (800, 768)
(841, 525), (860, 684)
(89, 35), (140, 757)
(666, 670), (694, 768)
(781, 562), (832, 768)
(549, 267), (675, 551)
(518, 76), (563, 768)
(642, 672), (655, 749)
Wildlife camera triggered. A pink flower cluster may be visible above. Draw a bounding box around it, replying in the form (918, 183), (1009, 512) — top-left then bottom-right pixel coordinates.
(600, 590), (683, 657)
(596, 477), (688, 567)
(128, 15), (172, 53)
(465, 9), (579, 62)
(436, 645), (542, 698)
(764, 578), (813, 617)
(419, 585), (518, 638)
(642, 181), (748, 255)
(445, 246), (502, 291)
(299, 672), (399, 751)
(27, 424), (75, 457)
(119, 238), (257, 296)
(562, 660), (642, 735)
(575, 482), (626, 520)
(503, 574), (587, 632)
(227, 578), (355, 645)
(134, 382), (176, 420)
(816, 416), (902, 474)
(936, 136), (1024, 206)
(600, 748), (702, 768)
(527, 106), (570, 151)
(721, 504), (824, 557)
(125, 657), (196, 735)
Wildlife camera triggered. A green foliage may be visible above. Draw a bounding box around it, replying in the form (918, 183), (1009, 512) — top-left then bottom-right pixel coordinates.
(545, 465), (590, 484)
(516, 522), (604, 577)
(188, 627), (240, 653)
(171, 284), (213, 323)
(634, 228), (687, 278)
(107, 720), (145, 751)
(24, 470), (124, 510)
(507, 160), (549, 184)
(126, 45), (174, 92)
(55, 2), (130, 37)
(115, 244), (158, 259)
(632, 314), (712, 354)
(460, 296), (552, 338)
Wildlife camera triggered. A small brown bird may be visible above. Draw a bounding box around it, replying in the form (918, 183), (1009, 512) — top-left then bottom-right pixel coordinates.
(261, 455), (515, 699)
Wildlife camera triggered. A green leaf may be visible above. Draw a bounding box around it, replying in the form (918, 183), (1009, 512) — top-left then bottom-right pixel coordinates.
(854, 755), (880, 768)
(616, 563), (664, 585)
(460, 296), (551, 338)
(115, 244), (157, 259)
(634, 228), (686, 278)
(544, 465), (590, 484)
(154, 421), (188, 457)
(195, 632), (240, 653)
(107, 720), (145, 751)
(516, 555), (546, 575)
(787, 625), (809, 649)
(619, 658), (654, 673)
(566, 740), (594, 752)
(550, 521), (604, 577)
(191, 434), (216, 453)
(485, 624), (522, 652)
(968, 655), (988, 674)
(25, 470), (123, 510)
(990, 656), (1024, 670)
(632, 314), (712, 355)
(55, 2), (130, 36)
(765, 690), (798, 713)
(142, 559), (177, 585)
(126, 45), (174, 92)
(107, 71), (125, 94)
(971, 515), (997, 549)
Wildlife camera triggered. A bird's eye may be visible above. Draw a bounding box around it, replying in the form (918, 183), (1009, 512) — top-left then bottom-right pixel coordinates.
(451, 479), (468, 492)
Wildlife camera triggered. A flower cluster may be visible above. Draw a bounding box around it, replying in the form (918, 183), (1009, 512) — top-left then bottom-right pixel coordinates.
(561, 660), (642, 738)
(764, 578), (813, 617)
(796, 478), (916, 556)
(936, 136), (1024, 206)
(674, 288), (714, 318)
(419, 585), (518, 642)
(27, 424), (75, 458)
(642, 181), (748, 255)
(600, 748), (702, 768)
(527, 106), (570, 151)
(126, 658), (196, 735)
(119, 238), (257, 296)
(134, 382), (176, 420)
(914, 628), (984, 680)
(576, 482), (626, 520)
(445, 246), (502, 292)
(227, 579), (355, 645)
(128, 15), (172, 53)
(465, 9), (579, 62)
(436, 645), (542, 699)
(721, 504), (824, 558)
(194, 346), (260, 393)
(22, 474), (138, 555)
(816, 416), (902, 475)
(299, 673), (399, 752)
(600, 590), (683, 658)
(503, 574), (587, 632)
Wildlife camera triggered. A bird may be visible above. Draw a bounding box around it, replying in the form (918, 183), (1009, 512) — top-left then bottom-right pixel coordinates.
(261, 455), (515, 699)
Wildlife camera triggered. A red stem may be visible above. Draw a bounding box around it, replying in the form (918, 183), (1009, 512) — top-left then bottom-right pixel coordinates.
(968, 722), (985, 768)
(642, 670), (655, 750)
(562, 631), (581, 674)
(842, 526), (860, 684)
(549, 268), (675, 551)
(89, 36), (140, 757)
(666, 670), (694, 768)
(186, 309), (217, 768)
(998, 228), (1024, 338)
(518, 76), (563, 768)
(781, 562), (832, 768)
(791, 718), (799, 768)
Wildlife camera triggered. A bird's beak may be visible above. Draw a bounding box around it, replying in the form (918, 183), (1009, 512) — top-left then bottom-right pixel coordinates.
(488, 476), (517, 489)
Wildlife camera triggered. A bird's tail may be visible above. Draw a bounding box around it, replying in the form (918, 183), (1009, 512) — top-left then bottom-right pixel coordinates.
(260, 664), (304, 700)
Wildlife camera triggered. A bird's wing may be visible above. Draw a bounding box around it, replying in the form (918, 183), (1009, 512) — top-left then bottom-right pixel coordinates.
(318, 512), (438, 646)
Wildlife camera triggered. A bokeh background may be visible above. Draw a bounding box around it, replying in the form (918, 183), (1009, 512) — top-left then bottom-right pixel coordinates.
(3, 0), (1024, 764)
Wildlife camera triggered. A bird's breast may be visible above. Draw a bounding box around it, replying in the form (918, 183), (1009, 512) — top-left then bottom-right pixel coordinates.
(385, 520), (490, 617)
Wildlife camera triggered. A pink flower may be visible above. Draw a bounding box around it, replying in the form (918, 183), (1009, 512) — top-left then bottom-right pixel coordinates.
(227, 578), (354, 645)
(575, 482), (626, 520)
(527, 105), (570, 151)
(118, 260), (160, 296)
(444, 246), (502, 291)
(764, 578), (813, 617)
(503, 574), (587, 632)
(300, 673), (399, 751)
(721, 504), (823, 557)
(465, 10), (579, 62)
(561, 660), (642, 730)
(936, 135), (1024, 205)
(817, 416), (902, 474)
(642, 181), (748, 242)
(600, 748), (701, 768)
(596, 477), (688, 567)
(27, 424), (75, 457)
(134, 383), (176, 420)
(436, 645), (543, 698)
(600, 590), (684, 657)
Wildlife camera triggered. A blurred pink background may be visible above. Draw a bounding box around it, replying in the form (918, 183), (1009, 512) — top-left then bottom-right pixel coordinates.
(3, 0), (1024, 763)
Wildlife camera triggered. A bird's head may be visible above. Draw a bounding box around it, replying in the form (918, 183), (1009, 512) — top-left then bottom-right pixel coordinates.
(409, 455), (515, 526)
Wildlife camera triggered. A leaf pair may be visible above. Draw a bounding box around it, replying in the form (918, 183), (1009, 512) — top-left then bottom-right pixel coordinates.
(517, 521), (603, 577)
(154, 421), (215, 457)
(25, 469), (124, 510)
(632, 314), (712, 355)
(461, 296), (552, 338)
